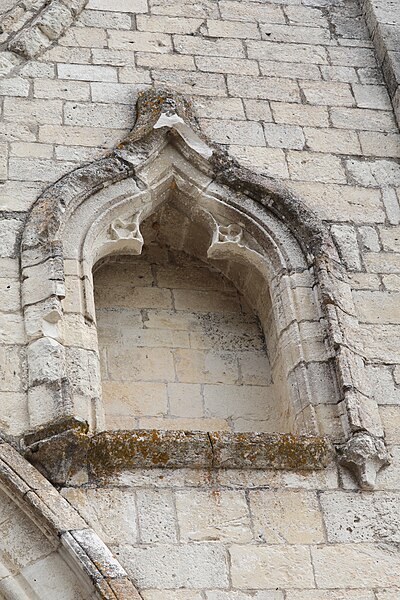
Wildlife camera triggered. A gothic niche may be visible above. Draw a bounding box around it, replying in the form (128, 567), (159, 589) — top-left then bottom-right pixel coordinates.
(93, 203), (287, 434)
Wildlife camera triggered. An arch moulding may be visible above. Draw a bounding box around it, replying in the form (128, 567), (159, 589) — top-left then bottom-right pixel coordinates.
(19, 88), (389, 490)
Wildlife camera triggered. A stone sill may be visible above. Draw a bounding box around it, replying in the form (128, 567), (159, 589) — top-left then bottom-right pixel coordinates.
(23, 420), (334, 486)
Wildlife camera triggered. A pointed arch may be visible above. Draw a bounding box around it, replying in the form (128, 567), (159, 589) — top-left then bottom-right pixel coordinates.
(0, 439), (141, 599)
(20, 88), (388, 489)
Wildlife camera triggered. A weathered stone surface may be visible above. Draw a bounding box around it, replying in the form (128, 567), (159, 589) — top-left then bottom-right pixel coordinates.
(117, 543), (229, 589)
(312, 543), (400, 588)
(230, 544), (314, 589)
(249, 490), (325, 544)
(339, 432), (390, 490)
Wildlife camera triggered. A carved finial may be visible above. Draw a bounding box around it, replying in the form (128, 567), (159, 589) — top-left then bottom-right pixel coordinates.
(339, 431), (390, 490)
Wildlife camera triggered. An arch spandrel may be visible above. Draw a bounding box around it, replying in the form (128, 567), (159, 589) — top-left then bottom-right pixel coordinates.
(19, 88), (389, 490)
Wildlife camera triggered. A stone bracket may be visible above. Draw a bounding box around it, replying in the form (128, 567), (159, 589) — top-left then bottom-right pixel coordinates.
(338, 431), (390, 490)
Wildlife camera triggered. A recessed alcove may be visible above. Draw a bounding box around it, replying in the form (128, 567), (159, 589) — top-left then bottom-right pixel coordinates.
(94, 203), (293, 433)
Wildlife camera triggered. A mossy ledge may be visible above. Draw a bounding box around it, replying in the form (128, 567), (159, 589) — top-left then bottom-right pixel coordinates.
(22, 419), (334, 486)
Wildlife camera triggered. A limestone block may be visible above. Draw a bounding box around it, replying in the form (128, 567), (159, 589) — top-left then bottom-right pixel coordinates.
(60, 26), (107, 48)
(204, 384), (276, 424)
(0, 506), (54, 570)
(87, 0), (148, 11)
(207, 593), (283, 600)
(312, 543), (400, 588)
(286, 592), (375, 600)
(79, 9), (132, 28)
(28, 382), (65, 427)
(153, 70), (226, 97)
(22, 258), (65, 306)
(287, 151), (347, 184)
(300, 81), (355, 106)
(364, 252), (400, 273)
(37, 0), (73, 40)
(8, 26), (50, 59)
(0, 392), (29, 436)
(330, 107), (398, 132)
(272, 102), (329, 127)
(328, 46), (378, 67)
(0, 345), (24, 391)
(249, 490), (325, 544)
(321, 491), (400, 543)
(174, 34), (244, 57)
(207, 19), (259, 39)
(380, 405), (400, 443)
(57, 63), (117, 82)
(263, 123), (305, 150)
(0, 218), (23, 258)
(168, 383), (203, 418)
(108, 346), (175, 382)
(95, 285), (172, 309)
(382, 188), (400, 225)
(354, 291), (400, 324)
(108, 29), (172, 52)
(199, 56), (260, 75)
(220, 1), (284, 22)
(24, 298), (63, 341)
(155, 263), (229, 292)
(359, 226), (381, 251)
(64, 101), (131, 128)
(103, 381), (168, 417)
(136, 489), (177, 543)
(27, 337), (65, 386)
(261, 61), (321, 81)
(34, 78), (90, 100)
(143, 592), (203, 600)
(116, 543), (229, 589)
(227, 74), (300, 103)
(175, 490), (252, 543)
(331, 225), (362, 271)
(261, 22), (330, 44)
(381, 225), (400, 252)
(136, 53), (195, 71)
(0, 312), (25, 344)
(230, 544), (314, 589)
(137, 14), (202, 34)
(61, 488), (138, 545)
(304, 127), (361, 154)
(19, 552), (95, 600)
(0, 51), (22, 77)
(229, 146), (289, 179)
(359, 131), (400, 158)
(247, 40), (328, 64)
(174, 348), (238, 384)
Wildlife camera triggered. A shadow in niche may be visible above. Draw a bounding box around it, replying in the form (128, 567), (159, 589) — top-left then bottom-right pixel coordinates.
(93, 201), (293, 435)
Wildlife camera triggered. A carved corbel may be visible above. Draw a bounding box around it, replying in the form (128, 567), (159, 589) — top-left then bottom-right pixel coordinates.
(339, 431), (390, 490)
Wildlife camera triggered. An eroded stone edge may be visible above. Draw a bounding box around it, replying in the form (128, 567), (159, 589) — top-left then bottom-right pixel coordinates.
(361, 0), (400, 127)
(0, 440), (142, 599)
(23, 425), (334, 486)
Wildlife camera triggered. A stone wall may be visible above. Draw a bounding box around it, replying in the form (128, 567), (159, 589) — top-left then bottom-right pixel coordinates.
(1, 0), (400, 597)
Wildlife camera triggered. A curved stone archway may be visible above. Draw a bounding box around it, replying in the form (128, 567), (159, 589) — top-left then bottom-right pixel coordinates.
(20, 88), (389, 489)
(0, 438), (141, 599)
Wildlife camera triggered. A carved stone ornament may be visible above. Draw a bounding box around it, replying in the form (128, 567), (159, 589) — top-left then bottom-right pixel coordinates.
(18, 87), (389, 490)
(339, 431), (390, 490)
(105, 211), (144, 255)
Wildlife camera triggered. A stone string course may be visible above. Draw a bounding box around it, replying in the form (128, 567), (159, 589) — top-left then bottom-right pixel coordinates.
(0, 0), (400, 598)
